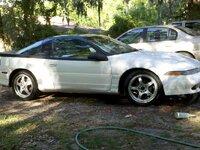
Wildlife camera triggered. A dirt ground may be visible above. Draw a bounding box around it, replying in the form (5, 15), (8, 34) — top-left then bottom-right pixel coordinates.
(0, 85), (200, 150)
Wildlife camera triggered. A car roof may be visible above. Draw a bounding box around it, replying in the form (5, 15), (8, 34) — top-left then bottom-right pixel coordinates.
(129, 25), (177, 30)
(120, 25), (178, 35)
(46, 34), (106, 40)
(171, 20), (200, 23)
(17, 34), (107, 53)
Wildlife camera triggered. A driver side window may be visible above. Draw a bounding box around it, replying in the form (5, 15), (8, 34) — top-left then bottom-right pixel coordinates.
(51, 38), (97, 59)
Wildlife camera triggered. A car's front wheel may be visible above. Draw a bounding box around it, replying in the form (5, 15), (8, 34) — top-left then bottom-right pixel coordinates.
(125, 70), (163, 106)
(12, 71), (38, 100)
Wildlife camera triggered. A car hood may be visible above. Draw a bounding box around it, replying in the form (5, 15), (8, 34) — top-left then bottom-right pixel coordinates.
(108, 50), (200, 75)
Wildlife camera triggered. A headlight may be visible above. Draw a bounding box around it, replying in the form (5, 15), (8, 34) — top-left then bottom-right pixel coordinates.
(165, 67), (200, 76)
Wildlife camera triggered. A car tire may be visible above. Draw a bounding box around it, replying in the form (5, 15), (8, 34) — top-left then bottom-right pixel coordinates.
(12, 71), (38, 100)
(124, 70), (163, 106)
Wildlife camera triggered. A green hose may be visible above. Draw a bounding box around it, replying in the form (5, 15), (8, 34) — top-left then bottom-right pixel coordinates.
(75, 126), (200, 150)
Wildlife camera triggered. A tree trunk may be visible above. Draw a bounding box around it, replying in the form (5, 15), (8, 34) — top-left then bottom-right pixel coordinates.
(157, 0), (163, 25)
(0, 10), (4, 40)
(98, 0), (101, 27)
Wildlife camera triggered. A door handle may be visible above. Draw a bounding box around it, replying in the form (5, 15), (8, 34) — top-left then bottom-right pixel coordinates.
(165, 45), (171, 47)
(49, 64), (57, 67)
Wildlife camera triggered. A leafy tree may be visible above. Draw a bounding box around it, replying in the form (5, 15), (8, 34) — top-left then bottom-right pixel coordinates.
(1, 0), (200, 51)
(72, 0), (103, 26)
(128, 1), (157, 25)
(107, 0), (156, 38)
(123, 0), (131, 14)
(57, 0), (72, 25)
(1, 0), (58, 50)
(39, 0), (58, 25)
(72, 0), (122, 30)
(147, 0), (200, 24)
(174, 0), (200, 20)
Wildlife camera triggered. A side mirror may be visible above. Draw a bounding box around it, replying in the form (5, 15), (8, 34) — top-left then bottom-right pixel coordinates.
(88, 52), (108, 61)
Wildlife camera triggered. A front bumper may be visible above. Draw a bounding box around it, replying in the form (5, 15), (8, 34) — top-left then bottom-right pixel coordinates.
(0, 72), (9, 86)
(162, 71), (200, 95)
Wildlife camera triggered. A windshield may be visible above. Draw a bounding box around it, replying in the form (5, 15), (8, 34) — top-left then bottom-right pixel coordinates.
(86, 36), (137, 55)
(175, 26), (200, 36)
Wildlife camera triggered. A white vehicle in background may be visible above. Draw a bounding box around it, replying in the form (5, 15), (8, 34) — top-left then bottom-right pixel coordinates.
(171, 20), (200, 30)
(117, 25), (200, 60)
(0, 35), (200, 106)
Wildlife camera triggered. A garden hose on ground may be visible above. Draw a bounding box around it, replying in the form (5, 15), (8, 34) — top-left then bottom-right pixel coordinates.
(75, 126), (200, 150)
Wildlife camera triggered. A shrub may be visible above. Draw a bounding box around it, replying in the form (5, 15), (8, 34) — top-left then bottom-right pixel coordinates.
(107, 15), (141, 38)
(1, 11), (59, 50)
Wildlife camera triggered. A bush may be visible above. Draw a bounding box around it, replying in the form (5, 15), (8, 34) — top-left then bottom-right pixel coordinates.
(64, 25), (105, 35)
(13, 24), (59, 50)
(107, 15), (141, 38)
(1, 11), (59, 50)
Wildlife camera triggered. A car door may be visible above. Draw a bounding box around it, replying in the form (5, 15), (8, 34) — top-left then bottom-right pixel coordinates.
(47, 38), (112, 92)
(144, 27), (178, 52)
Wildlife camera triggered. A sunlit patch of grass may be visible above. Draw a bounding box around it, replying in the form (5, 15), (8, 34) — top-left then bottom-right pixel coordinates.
(0, 114), (37, 136)
(0, 113), (42, 149)
(0, 114), (23, 127)
(14, 123), (38, 135)
(0, 114), (24, 149)
(0, 111), (73, 149)
(189, 116), (200, 132)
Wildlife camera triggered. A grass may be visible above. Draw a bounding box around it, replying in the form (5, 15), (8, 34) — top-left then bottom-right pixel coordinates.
(1, 112), (200, 150)
(78, 129), (172, 150)
(0, 94), (200, 150)
(0, 112), (77, 150)
(0, 114), (26, 149)
(0, 113), (160, 150)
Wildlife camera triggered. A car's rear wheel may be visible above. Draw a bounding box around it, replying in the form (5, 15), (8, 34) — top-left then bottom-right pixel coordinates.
(124, 70), (163, 106)
(12, 71), (38, 100)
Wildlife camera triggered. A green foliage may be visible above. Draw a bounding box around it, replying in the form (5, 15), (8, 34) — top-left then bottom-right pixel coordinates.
(1, 7), (58, 50)
(107, 15), (141, 38)
(173, 1), (200, 21)
(65, 26), (104, 35)
(56, 0), (103, 27)
(146, 0), (200, 24)
(1, 0), (200, 51)
(128, 2), (157, 26)
(0, 0), (60, 50)
(13, 24), (59, 49)
(72, 0), (123, 30)
(107, 0), (157, 38)
(39, 1), (58, 25)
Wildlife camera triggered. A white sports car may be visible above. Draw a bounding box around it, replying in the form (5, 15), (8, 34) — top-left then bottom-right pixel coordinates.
(0, 34), (200, 106)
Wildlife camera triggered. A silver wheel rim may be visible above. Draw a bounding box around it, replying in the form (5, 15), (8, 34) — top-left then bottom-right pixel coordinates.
(128, 74), (158, 104)
(14, 74), (33, 98)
